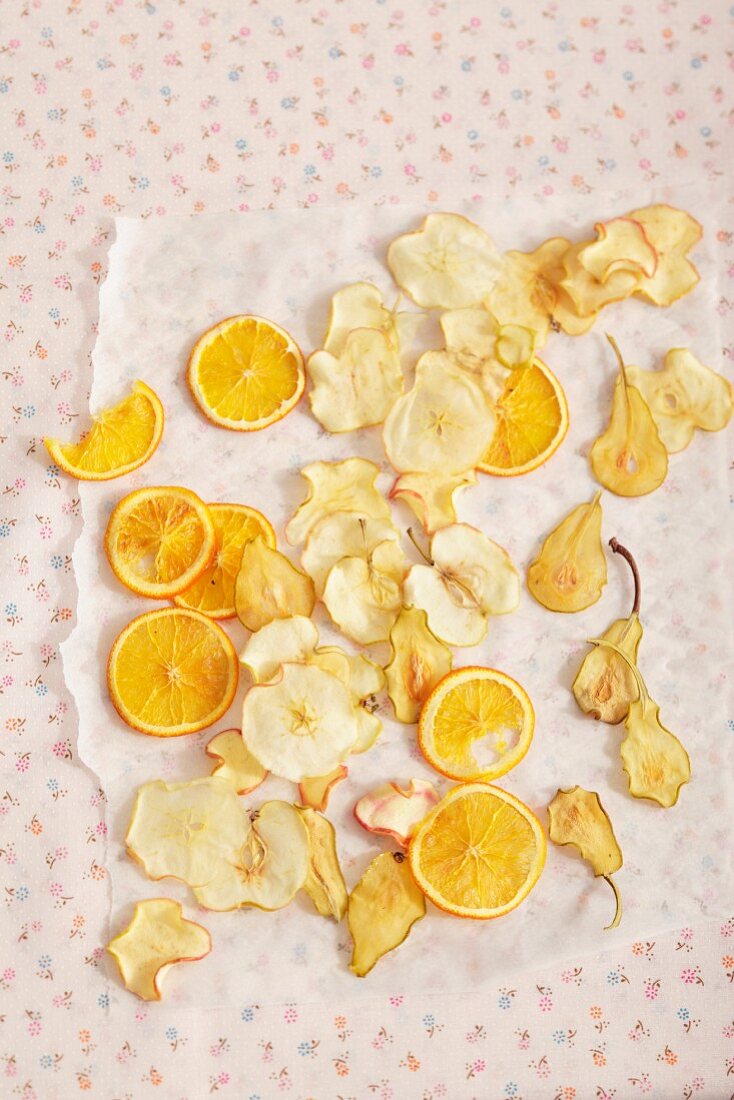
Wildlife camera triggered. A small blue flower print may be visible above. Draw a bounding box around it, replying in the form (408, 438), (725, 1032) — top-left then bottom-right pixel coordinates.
(552, 1028), (566, 1044)
(3, 152), (14, 163)
(607, 969), (621, 985)
(623, 70), (634, 81)
(47, 108), (60, 120)
(691, 56), (702, 69)
(501, 6), (513, 16)
(228, 70), (240, 81)
(422, 1014), (435, 1027)
(0, 523), (11, 538)
(41, 26), (54, 38)
(461, 59), (473, 71)
(98, 992), (110, 1008)
(297, 1041), (311, 1056)
(51, 555), (63, 569)
(160, 86), (171, 97)
(511, 88), (523, 100)
(22, 405), (36, 419)
(498, 993), (512, 1009)
(240, 1005), (255, 1022)
(505, 1084), (519, 1098)
(538, 155), (550, 166)
(701, 126), (711, 137)
(329, 47), (341, 59)
(16, 885), (29, 900)
(467, 129), (479, 140)
(304, 164), (316, 176)
(49, 307), (60, 318)
(280, 97), (296, 109)
(40, 1054), (53, 1069)
(165, 1026), (178, 1040)
(47, 779), (59, 793)
(393, 76), (404, 87)
(0, 81), (9, 94)
(34, 223), (46, 233)
(677, 1007), (690, 1020)
(235, 139), (247, 150)
(36, 684), (48, 697)
(370, 166), (382, 177)
(38, 955), (52, 970)
(5, 603), (18, 616)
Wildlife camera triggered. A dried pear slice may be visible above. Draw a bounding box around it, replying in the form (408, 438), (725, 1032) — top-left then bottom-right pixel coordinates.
(348, 851), (426, 977)
(547, 786), (623, 930)
(240, 615), (319, 683)
(298, 765), (349, 811)
(572, 538), (642, 723)
(322, 540), (407, 645)
(235, 537), (315, 632)
(126, 777), (250, 887)
(205, 728), (268, 794)
(241, 663), (359, 782)
(626, 204), (702, 306)
(387, 212), (502, 309)
(527, 491), (606, 613)
(107, 899), (211, 1001)
(194, 801), (310, 911)
(590, 335), (668, 497)
(308, 328), (403, 433)
(302, 512), (399, 596)
(384, 606), (452, 723)
(296, 806), (348, 921)
(323, 281), (421, 356)
(589, 638), (691, 808)
(390, 469), (478, 534)
(286, 458), (391, 546)
(626, 348), (734, 454)
(576, 217), (657, 283)
(354, 780), (440, 846)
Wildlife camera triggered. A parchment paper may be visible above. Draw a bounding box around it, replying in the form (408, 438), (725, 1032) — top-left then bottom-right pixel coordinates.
(63, 191), (734, 1007)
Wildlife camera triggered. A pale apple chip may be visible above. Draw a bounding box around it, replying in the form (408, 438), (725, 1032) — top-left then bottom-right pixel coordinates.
(348, 851), (426, 977)
(387, 212), (502, 309)
(107, 899), (211, 1001)
(235, 537), (315, 633)
(383, 352), (496, 476)
(126, 777), (250, 888)
(560, 242), (641, 317)
(286, 458), (391, 546)
(315, 648), (385, 753)
(322, 540), (406, 644)
(298, 766), (349, 811)
(626, 204), (702, 306)
(323, 281), (422, 356)
(241, 663), (359, 781)
(484, 237), (571, 346)
(440, 307), (498, 368)
(626, 348), (733, 453)
(577, 217), (657, 283)
(390, 469), (478, 534)
(205, 729), (268, 795)
(302, 511), (400, 595)
(308, 328), (403, 433)
(495, 324), (537, 370)
(384, 606), (452, 723)
(297, 806), (348, 921)
(240, 615), (319, 683)
(354, 779), (440, 846)
(194, 801), (310, 912)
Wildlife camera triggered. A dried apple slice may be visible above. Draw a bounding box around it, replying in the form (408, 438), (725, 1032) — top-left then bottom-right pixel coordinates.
(495, 324), (537, 370)
(387, 212), (502, 309)
(390, 470), (477, 534)
(626, 348), (734, 453)
(354, 780), (440, 846)
(323, 281), (421, 356)
(404, 523), (520, 647)
(286, 458), (391, 546)
(338, 651), (386, 701)
(240, 615), (319, 683)
(384, 606), (452, 723)
(439, 306), (507, 400)
(348, 851), (426, 977)
(205, 729), (268, 795)
(322, 539), (407, 645)
(194, 801), (310, 911)
(241, 663), (358, 781)
(383, 352), (496, 476)
(126, 777), (250, 887)
(308, 328), (403, 432)
(107, 899), (211, 1001)
(296, 806), (348, 921)
(302, 512), (400, 596)
(576, 217), (657, 283)
(590, 335), (668, 497)
(560, 243), (641, 317)
(527, 492), (606, 613)
(548, 787), (623, 930)
(235, 537), (315, 632)
(573, 538), (642, 723)
(484, 237), (571, 345)
(626, 204), (702, 306)
(298, 766), (349, 811)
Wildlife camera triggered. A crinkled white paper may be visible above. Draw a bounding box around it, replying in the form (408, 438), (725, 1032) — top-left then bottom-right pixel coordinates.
(63, 192), (733, 1007)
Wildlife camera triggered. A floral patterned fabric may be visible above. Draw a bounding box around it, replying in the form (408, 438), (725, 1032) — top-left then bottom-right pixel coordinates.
(1, 1), (732, 1096)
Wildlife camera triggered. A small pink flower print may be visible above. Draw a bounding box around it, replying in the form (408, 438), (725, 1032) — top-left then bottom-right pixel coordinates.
(389, 994), (404, 1007)
(643, 978), (661, 1000)
(629, 1072), (652, 1093)
(465, 1058), (486, 1079)
(27, 1018), (42, 1037)
(283, 1005), (297, 1023)
(680, 966), (704, 985)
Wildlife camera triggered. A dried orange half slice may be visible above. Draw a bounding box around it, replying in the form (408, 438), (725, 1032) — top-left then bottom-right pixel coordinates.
(409, 783), (546, 919)
(418, 667), (534, 782)
(45, 380), (164, 481)
(108, 607), (238, 736)
(174, 503), (276, 619)
(477, 358), (568, 476)
(105, 486), (216, 599)
(187, 315), (305, 431)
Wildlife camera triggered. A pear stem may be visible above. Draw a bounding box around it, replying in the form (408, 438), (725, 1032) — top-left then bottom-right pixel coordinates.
(605, 332), (627, 379)
(603, 874), (623, 930)
(609, 537), (641, 615)
(407, 526), (433, 566)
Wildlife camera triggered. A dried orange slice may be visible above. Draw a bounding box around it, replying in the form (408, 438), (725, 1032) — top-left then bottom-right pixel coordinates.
(108, 607), (238, 736)
(105, 486), (216, 599)
(477, 358), (568, 476)
(408, 783), (546, 919)
(187, 315), (305, 431)
(418, 667), (534, 782)
(45, 380), (164, 481)
(174, 503), (275, 619)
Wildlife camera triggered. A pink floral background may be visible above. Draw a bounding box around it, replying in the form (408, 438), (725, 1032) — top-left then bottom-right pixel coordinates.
(1, 1), (733, 1096)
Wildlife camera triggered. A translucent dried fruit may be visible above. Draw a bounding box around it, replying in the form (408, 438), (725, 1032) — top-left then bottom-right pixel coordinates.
(308, 328), (403, 432)
(590, 335), (668, 497)
(314, 649), (385, 754)
(234, 537), (316, 633)
(440, 307), (498, 368)
(560, 243), (641, 317)
(590, 639), (692, 808)
(477, 358), (569, 477)
(240, 615), (319, 683)
(296, 806), (348, 921)
(354, 780), (440, 846)
(484, 237), (572, 345)
(286, 458), (391, 546)
(626, 204), (702, 306)
(126, 777), (250, 887)
(387, 212), (502, 309)
(573, 538), (642, 724)
(302, 512), (400, 596)
(348, 851), (426, 976)
(194, 801), (310, 912)
(576, 217), (657, 283)
(107, 899), (210, 1001)
(322, 539), (407, 645)
(547, 786), (623, 930)
(205, 729), (268, 795)
(404, 523), (520, 647)
(298, 766), (349, 811)
(495, 324), (537, 370)
(626, 348), (734, 454)
(384, 607), (452, 723)
(383, 352), (496, 476)
(527, 492), (607, 613)
(241, 663), (359, 781)
(323, 281), (421, 356)
(390, 470), (477, 534)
